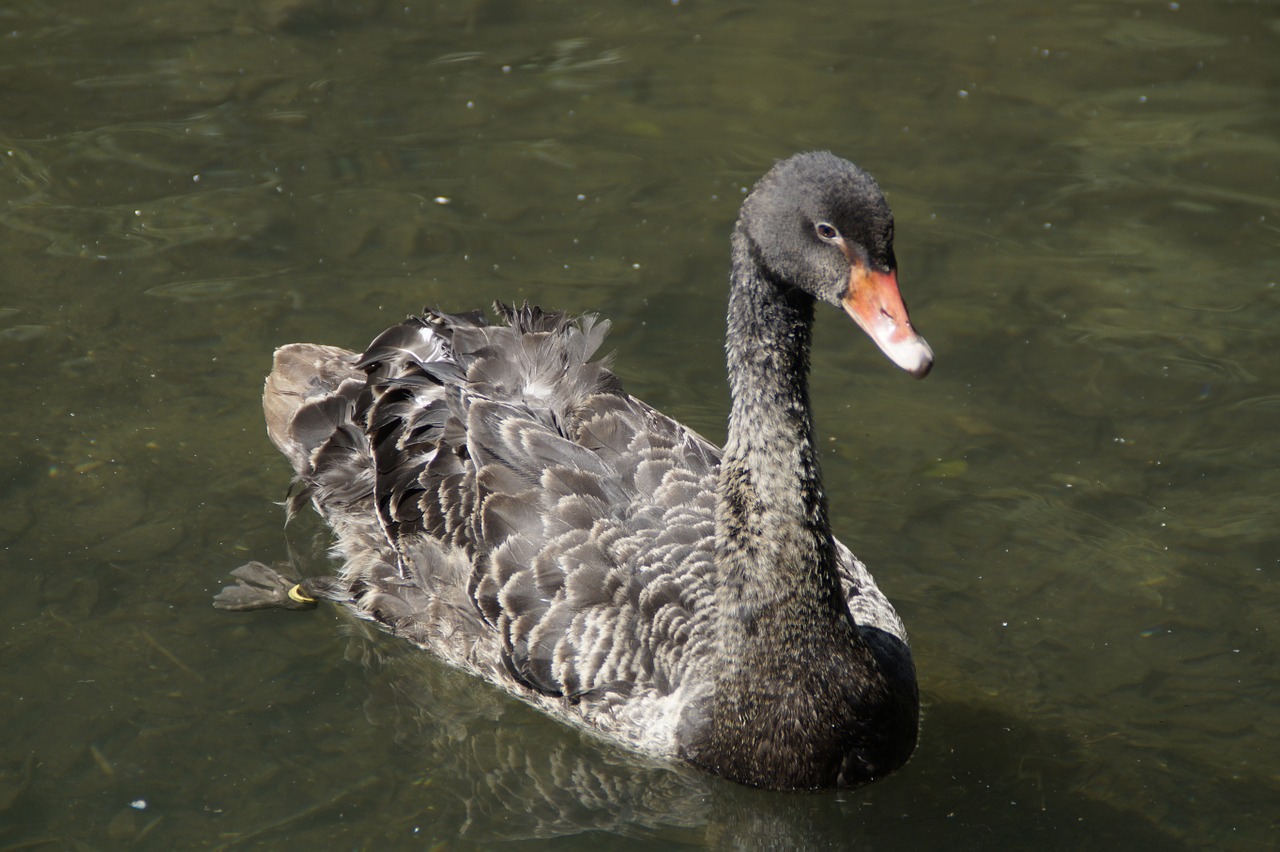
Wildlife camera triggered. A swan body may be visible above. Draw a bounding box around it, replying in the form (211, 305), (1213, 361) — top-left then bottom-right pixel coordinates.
(218, 151), (932, 790)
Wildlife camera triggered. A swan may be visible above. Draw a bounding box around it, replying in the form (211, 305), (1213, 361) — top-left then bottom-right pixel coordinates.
(216, 151), (933, 791)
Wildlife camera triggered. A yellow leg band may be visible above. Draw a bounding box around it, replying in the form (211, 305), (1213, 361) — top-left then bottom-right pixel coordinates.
(288, 584), (317, 604)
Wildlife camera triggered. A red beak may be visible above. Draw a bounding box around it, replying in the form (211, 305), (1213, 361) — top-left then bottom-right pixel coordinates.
(841, 266), (933, 379)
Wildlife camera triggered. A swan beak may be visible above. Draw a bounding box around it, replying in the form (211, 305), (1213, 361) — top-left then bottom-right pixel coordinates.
(841, 266), (934, 379)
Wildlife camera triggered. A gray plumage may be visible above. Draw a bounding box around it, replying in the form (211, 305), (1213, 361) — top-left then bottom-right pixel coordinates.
(218, 151), (934, 790)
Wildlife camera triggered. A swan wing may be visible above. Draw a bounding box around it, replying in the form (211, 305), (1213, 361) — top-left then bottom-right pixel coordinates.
(281, 306), (721, 713)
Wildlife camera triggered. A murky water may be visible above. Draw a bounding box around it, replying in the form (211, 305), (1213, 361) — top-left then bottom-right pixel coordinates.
(2, 0), (1277, 847)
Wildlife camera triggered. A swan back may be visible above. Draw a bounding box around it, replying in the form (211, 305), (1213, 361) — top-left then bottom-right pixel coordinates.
(265, 305), (737, 752)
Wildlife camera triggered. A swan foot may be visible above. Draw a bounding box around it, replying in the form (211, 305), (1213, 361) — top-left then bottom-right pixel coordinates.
(213, 561), (321, 611)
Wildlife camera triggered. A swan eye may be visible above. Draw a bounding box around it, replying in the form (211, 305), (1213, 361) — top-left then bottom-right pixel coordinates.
(815, 222), (840, 241)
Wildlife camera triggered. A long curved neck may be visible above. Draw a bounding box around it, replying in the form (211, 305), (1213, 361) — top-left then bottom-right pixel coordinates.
(715, 228), (847, 632)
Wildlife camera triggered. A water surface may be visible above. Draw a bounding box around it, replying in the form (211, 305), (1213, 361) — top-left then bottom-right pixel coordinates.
(2, 0), (1277, 847)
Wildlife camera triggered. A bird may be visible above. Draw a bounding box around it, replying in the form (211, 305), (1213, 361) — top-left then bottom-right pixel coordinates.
(216, 150), (933, 791)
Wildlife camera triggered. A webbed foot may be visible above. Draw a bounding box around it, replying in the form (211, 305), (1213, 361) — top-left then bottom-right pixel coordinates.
(213, 561), (319, 611)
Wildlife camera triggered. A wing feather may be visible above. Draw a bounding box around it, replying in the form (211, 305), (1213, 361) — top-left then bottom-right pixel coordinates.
(261, 304), (740, 746)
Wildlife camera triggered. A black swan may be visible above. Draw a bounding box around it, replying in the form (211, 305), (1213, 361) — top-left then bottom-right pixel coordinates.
(217, 151), (933, 790)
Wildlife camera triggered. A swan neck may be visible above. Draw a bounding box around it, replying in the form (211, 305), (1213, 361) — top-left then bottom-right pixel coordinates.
(717, 228), (844, 625)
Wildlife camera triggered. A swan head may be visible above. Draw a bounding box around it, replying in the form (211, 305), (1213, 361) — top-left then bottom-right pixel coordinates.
(739, 151), (934, 379)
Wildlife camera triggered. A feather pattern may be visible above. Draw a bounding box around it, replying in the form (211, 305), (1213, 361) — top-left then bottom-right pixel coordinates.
(221, 152), (933, 790)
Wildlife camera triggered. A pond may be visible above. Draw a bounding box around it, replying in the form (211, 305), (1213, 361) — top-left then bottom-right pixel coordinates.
(1, 0), (1277, 847)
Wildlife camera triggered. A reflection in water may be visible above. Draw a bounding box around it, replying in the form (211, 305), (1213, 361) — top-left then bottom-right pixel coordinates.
(209, 615), (1184, 850)
(330, 625), (712, 845)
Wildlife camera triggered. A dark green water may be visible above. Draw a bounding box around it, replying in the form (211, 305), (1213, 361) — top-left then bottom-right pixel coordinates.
(2, 0), (1277, 847)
